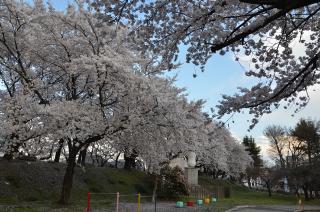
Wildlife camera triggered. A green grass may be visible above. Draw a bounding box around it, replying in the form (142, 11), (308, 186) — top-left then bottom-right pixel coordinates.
(0, 161), (154, 211)
(1, 161), (320, 212)
(198, 175), (320, 211)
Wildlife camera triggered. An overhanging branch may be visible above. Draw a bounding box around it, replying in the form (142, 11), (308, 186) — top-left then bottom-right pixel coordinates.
(244, 52), (320, 109)
(240, 0), (320, 9)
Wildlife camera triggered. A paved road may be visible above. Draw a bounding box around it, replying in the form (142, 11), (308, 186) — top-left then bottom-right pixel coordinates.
(227, 205), (320, 212)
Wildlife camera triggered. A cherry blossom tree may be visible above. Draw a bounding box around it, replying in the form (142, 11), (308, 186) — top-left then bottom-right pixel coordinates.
(0, 0), (251, 205)
(92, 0), (320, 128)
(0, 94), (49, 159)
(197, 121), (252, 178)
(0, 0), (147, 204)
(112, 76), (208, 172)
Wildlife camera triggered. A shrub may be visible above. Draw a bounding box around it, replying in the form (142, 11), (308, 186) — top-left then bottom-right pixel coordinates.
(158, 165), (188, 199)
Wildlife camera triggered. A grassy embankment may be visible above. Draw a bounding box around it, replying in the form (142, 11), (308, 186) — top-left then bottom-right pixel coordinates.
(0, 160), (319, 211)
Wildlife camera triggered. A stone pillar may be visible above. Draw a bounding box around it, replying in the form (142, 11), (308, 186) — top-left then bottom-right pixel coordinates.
(185, 167), (199, 185)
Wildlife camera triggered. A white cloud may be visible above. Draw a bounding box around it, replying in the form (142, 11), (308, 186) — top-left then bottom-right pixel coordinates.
(230, 131), (243, 143)
(256, 135), (271, 162)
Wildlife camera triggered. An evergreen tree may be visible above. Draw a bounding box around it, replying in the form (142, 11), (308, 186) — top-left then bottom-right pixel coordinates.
(242, 136), (263, 168)
(291, 119), (320, 200)
(242, 136), (263, 188)
(291, 119), (320, 164)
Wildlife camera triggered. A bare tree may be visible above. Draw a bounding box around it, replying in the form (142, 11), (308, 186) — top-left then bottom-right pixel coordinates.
(264, 125), (286, 168)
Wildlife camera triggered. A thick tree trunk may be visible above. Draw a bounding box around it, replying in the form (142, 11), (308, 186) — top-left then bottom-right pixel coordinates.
(77, 146), (88, 167)
(58, 135), (102, 204)
(54, 139), (64, 163)
(152, 175), (158, 203)
(303, 185), (310, 201)
(58, 148), (78, 205)
(124, 152), (136, 170)
(124, 156), (135, 169)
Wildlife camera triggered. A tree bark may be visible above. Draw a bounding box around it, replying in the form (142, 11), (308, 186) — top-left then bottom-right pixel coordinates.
(77, 146), (88, 167)
(309, 188), (314, 200)
(115, 152), (121, 168)
(266, 180), (272, 197)
(124, 151), (137, 170)
(267, 186), (272, 197)
(124, 155), (135, 170)
(54, 139), (64, 163)
(302, 185), (310, 201)
(152, 175), (158, 203)
(315, 190), (320, 199)
(58, 148), (78, 205)
(247, 177), (252, 188)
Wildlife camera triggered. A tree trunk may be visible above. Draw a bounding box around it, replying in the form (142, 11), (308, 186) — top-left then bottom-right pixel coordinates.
(315, 190), (319, 199)
(81, 148), (87, 167)
(115, 152), (121, 168)
(295, 189), (300, 200)
(266, 180), (272, 197)
(247, 177), (252, 188)
(302, 185), (310, 201)
(3, 143), (20, 160)
(124, 153), (136, 170)
(58, 148), (78, 205)
(309, 188), (314, 200)
(152, 175), (158, 203)
(77, 146), (87, 167)
(77, 152), (82, 165)
(54, 139), (64, 163)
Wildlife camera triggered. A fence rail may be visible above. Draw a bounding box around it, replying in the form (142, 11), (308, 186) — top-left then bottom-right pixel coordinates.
(87, 185), (230, 212)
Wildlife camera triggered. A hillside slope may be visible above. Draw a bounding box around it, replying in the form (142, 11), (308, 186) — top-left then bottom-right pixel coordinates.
(1, 159), (319, 212)
(0, 159), (153, 205)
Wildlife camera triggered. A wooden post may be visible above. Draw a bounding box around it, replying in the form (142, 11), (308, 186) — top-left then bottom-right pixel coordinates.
(154, 194), (157, 212)
(137, 193), (141, 212)
(86, 192), (91, 212)
(116, 192), (119, 212)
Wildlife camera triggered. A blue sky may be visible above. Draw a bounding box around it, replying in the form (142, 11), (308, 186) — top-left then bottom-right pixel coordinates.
(169, 48), (320, 159)
(28, 0), (320, 159)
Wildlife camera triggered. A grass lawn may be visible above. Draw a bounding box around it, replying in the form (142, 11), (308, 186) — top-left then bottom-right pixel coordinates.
(199, 176), (320, 211)
(1, 161), (320, 211)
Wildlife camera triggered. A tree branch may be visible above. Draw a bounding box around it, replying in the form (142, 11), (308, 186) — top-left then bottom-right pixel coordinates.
(245, 52), (320, 109)
(240, 0), (320, 9)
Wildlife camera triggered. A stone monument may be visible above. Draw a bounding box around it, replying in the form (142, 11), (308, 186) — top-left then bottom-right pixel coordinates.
(169, 153), (188, 170)
(184, 151), (199, 185)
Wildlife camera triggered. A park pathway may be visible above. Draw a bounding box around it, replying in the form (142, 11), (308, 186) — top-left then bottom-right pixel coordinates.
(227, 205), (320, 212)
